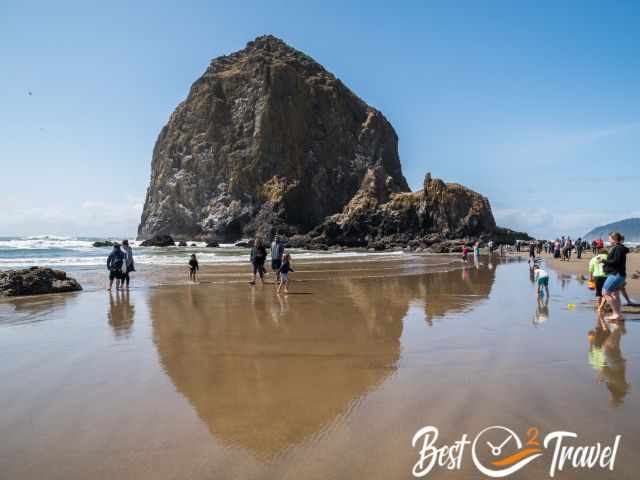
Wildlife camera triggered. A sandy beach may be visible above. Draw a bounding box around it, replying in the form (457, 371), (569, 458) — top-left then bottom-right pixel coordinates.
(541, 250), (640, 299)
(1, 252), (639, 479)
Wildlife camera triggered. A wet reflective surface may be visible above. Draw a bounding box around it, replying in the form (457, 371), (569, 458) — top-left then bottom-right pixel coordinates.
(0, 255), (639, 479)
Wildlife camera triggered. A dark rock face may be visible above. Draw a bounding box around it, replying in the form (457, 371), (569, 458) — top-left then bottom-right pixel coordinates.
(138, 35), (528, 247)
(138, 35), (408, 242)
(139, 235), (175, 247)
(92, 240), (114, 247)
(309, 169), (504, 248)
(0, 267), (82, 297)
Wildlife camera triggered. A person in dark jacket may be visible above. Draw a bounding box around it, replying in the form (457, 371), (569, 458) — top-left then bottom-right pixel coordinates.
(188, 254), (199, 283)
(599, 232), (629, 321)
(107, 243), (125, 291)
(249, 238), (267, 285)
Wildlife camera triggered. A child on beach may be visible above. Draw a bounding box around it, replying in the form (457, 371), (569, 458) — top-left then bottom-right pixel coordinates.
(462, 245), (470, 263)
(188, 254), (199, 282)
(589, 240), (607, 307)
(277, 253), (294, 294)
(533, 264), (549, 297)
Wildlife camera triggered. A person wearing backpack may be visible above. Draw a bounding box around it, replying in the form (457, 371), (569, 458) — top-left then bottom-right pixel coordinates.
(107, 243), (126, 291)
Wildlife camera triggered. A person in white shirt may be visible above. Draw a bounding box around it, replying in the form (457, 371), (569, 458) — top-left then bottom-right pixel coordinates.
(533, 264), (549, 297)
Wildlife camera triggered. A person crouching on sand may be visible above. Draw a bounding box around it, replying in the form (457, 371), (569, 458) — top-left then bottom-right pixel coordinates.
(598, 232), (629, 321)
(533, 264), (549, 298)
(107, 242), (125, 291)
(277, 253), (294, 294)
(189, 254), (199, 282)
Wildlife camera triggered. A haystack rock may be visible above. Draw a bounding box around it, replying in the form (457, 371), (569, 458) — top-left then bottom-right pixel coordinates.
(138, 35), (527, 246)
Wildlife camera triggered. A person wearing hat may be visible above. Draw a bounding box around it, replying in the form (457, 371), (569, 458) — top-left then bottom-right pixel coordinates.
(121, 239), (135, 290)
(106, 242), (125, 291)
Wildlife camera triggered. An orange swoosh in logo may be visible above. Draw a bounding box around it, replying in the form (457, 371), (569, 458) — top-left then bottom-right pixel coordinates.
(492, 448), (544, 467)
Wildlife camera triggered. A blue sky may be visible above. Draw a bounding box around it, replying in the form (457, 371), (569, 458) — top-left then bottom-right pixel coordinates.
(1, 0), (638, 238)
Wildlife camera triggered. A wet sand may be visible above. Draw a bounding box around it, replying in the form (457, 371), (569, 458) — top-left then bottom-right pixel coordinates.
(1, 253), (639, 479)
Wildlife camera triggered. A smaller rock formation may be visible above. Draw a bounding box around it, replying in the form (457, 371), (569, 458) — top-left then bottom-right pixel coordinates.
(0, 267), (82, 297)
(206, 241), (220, 248)
(139, 235), (175, 247)
(92, 240), (114, 247)
(304, 169), (526, 250)
(178, 241), (188, 247)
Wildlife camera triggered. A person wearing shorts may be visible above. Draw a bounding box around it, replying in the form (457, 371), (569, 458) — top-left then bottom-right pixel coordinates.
(277, 253), (294, 294)
(106, 243), (125, 291)
(533, 264), (549, 297)
(600, 232), (629, 321)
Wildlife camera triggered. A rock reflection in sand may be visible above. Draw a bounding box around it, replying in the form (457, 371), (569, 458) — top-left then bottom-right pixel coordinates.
(149, 263), (495, 457)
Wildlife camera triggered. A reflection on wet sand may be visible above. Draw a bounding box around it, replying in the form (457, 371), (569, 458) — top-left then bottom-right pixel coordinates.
(588, 315), (630, 407)
(150, 263), (495, 457)
(108, 290), (135, 338)
(0, 292), (77, 326)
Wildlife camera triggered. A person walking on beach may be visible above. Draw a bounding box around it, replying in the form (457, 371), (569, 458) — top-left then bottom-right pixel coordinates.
(533, 264), (550, 298)
(121, 239), (135, 289)
(107, 243), (125, 291)
(250, 238), (267, 285)
(599, 232), (629, 321)
(277, 253), (294, 294)
(188, 254), (199, 282)
(271, 234), (285, 282)
(462, 245), (470, 263)
(528, 240), (536, 262)
(589, 240), (607, 307)
(576, 237), (583, 259)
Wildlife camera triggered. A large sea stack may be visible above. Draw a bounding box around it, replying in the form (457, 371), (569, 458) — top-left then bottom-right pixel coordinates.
(139, 35), (527, 247)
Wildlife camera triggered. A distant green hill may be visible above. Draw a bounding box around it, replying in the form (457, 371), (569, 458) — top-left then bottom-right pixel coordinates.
(584, 218), (640, 242)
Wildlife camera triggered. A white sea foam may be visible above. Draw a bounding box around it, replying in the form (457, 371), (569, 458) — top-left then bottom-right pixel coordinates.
(0, 236), (405, 268)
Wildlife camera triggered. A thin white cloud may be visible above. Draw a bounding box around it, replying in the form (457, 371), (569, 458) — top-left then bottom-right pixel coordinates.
(496, 121), (640, 161)
(494, 208), (640, 239)
(0, 198), (143, 237)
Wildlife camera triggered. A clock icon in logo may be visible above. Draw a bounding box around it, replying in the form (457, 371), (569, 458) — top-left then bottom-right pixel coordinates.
(472, 426), (544, 478)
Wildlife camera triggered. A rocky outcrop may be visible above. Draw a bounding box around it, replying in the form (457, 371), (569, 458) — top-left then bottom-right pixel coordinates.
(138, 35), (408, 242)
(308, 169), (497, 247)
(139, 235), (175, 247)
(138, 35), (528, 247)
(0, 267), (82, 297)
(92, 240), (114, 247)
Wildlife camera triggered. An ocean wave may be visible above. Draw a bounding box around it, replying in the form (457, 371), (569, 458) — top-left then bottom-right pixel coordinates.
(0, 249), (404, 268)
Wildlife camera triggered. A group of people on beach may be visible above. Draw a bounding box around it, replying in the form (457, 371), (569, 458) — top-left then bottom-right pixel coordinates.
(106, 240), (135, 291)
(112, 234), (295, 294)
(247, 235), (294, 293)
(587, 232), (632, 321)
(527, 231), (632, 322)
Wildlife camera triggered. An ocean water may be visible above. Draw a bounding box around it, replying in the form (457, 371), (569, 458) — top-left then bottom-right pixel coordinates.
(0, 235), (391, 269)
